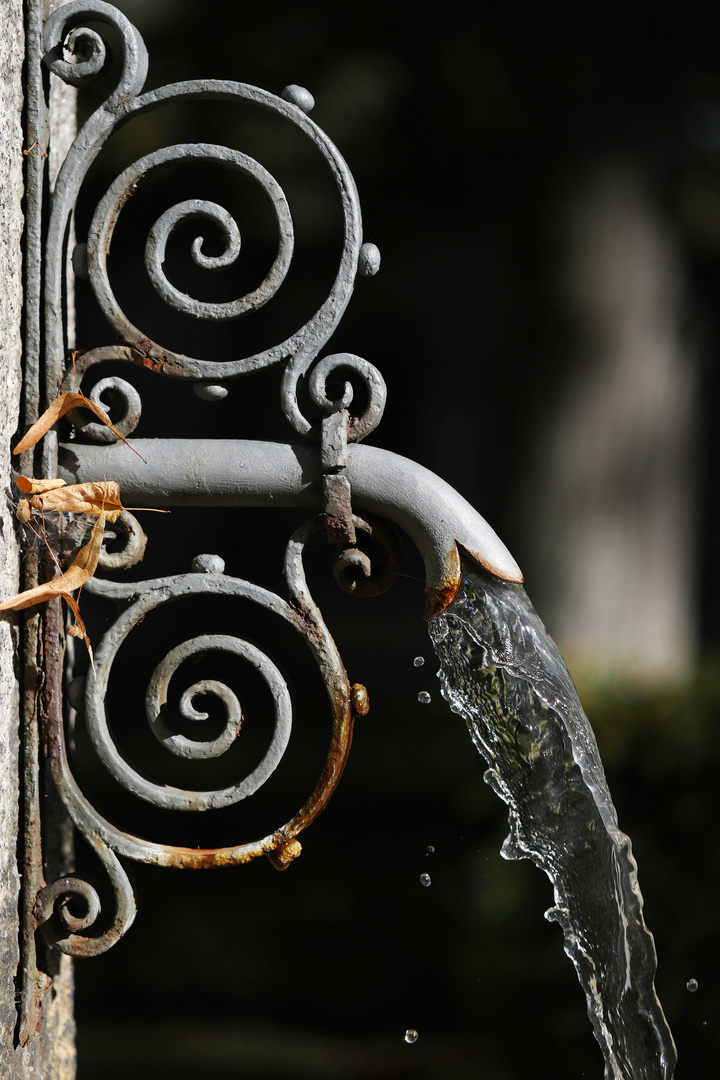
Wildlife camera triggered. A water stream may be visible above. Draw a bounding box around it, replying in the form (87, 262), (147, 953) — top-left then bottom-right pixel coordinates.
(428, 561), (677, 1079)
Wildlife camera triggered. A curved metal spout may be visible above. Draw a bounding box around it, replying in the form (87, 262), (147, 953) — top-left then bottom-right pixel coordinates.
(57, 439), (523, 617)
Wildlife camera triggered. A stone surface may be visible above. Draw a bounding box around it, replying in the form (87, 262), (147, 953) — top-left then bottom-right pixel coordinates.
(0, 0), (29, 1072)
(0, 2), (76, 1076)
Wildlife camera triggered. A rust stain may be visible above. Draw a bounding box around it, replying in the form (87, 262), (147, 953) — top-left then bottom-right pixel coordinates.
(39, 600), (64, 765)
(461, 542), (524, 585)
(323, 476), (356, 544)
(325, 513), (349, 543)
(153, 846), (266, 870)
(424, 540), (462, 620)
(18, 971), (52, 1045)
(62, 926), (127, 959)
(128, 338), (182, 376)
(130, 338), (153, 357)
(111, 175), (143, 221)
(141, 355), (169, 372)
(423, 539), (524, 620)
(424, 581), (460, 621)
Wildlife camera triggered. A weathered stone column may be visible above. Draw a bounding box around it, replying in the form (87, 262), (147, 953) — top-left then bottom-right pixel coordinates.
(0, 1), (76, 1075)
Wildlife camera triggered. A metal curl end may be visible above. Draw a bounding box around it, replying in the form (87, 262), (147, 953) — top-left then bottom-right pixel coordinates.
(333, 515), (401, 599)
(34, 876), (102, 944)
(96, 510), (147, 572)
(267, 838), (303, 871)
(42, 0), (149, 104)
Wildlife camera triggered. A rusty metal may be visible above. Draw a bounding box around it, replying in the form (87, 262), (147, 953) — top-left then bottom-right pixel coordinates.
(321, 409), (356, 544)
(17, 0), (60, 1044)
(350, 684), (370, 717)
(18, 0), (524, 980)
(333, 516), (401, 599)
(30, 522), (355, 900)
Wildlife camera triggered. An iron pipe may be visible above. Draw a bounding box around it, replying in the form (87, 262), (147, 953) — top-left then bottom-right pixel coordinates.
(58, 439), (523, 614)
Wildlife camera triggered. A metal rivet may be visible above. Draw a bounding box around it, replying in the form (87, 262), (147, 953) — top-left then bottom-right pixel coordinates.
(358, 242), (381, 277)
(71, 242), (89, 279)
(351, 683), (370, 716)
(281, 84), (315, 113)
(193, 383), (228, 401)
(191, 554), (225, 574)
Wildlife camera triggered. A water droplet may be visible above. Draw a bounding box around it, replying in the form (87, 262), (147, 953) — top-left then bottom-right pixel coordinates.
(417, 691), (431, 704)
(404, 1029), (418, 1044)
(450, 703), (463, 714)
(433, 621), (448, 641)
(687, 978), (699, 993)
(413, 656), (425, 667)
(426, 845), (435, 855)
(420, 872), (431, 887)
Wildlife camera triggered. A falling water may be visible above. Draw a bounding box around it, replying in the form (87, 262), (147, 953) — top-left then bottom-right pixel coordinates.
(428, 562), (677, 1080)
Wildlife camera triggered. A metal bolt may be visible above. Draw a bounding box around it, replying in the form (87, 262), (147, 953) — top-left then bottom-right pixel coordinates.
(281, 84), (315, 113)
(191, 554), (225, 574)
(358, 242), (381, 277)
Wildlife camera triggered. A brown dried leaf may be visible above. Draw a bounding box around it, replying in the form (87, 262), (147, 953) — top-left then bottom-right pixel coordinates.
(63, 592), (95, 676)
(13, 392), (146, 462)
(0, 512), (106, 613)
(16, 476), (67, 494)
(27, 480), (125, 524)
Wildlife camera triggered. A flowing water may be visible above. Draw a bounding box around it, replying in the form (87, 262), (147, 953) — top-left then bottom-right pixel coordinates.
(428, 562), (677, 1079)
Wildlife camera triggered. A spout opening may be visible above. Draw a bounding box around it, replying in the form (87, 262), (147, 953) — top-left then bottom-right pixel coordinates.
(424, 542), (524, 621)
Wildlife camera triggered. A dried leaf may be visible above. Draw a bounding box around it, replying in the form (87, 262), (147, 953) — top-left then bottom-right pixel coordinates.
(63, 593), (95, 676)
(0, 512), (106, 613)
(16, 476), (67, 494)
(7, 463), (157, 677)
(13, 392), (146, 462)
(23, 479), (125, 524)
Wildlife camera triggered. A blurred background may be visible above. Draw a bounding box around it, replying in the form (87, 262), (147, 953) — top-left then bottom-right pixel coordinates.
(60, 0), (720, 1075)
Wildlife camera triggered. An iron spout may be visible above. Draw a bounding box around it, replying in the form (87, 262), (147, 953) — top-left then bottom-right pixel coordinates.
(58, 439), (523, 615)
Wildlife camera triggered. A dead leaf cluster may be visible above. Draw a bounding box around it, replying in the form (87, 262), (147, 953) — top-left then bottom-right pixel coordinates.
(0, 477), (126, 668)
(2, 370), (151, 670)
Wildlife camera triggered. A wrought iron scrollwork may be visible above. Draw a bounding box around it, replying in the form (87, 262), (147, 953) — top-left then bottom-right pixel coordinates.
(34, 516), (369, 956)
(43, 0), (383, 418)
(19, 0), (519, 1036)
(20, 0), (385, 979)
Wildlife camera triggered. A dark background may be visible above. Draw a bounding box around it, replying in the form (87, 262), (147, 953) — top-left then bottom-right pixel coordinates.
(53, 0), (720, 1076)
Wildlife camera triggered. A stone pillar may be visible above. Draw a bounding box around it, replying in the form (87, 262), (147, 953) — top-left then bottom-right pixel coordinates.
(0, 2), (76, 1075)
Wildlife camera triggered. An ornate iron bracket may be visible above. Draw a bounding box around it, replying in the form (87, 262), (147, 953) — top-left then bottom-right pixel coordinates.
(17, 0), (522, 1043)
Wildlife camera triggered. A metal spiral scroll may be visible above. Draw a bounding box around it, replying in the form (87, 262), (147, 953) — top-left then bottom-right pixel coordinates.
(39, 522), (365, 954)
(88, 144), (295, 340)
(90, 625), (294, 812)
(42, 0), (378, 396)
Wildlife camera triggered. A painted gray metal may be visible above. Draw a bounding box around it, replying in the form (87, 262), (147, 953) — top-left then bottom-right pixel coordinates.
(59, 439), (523, 589)
(42, 0), (365, 396)
(22, 0), (524, 976)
